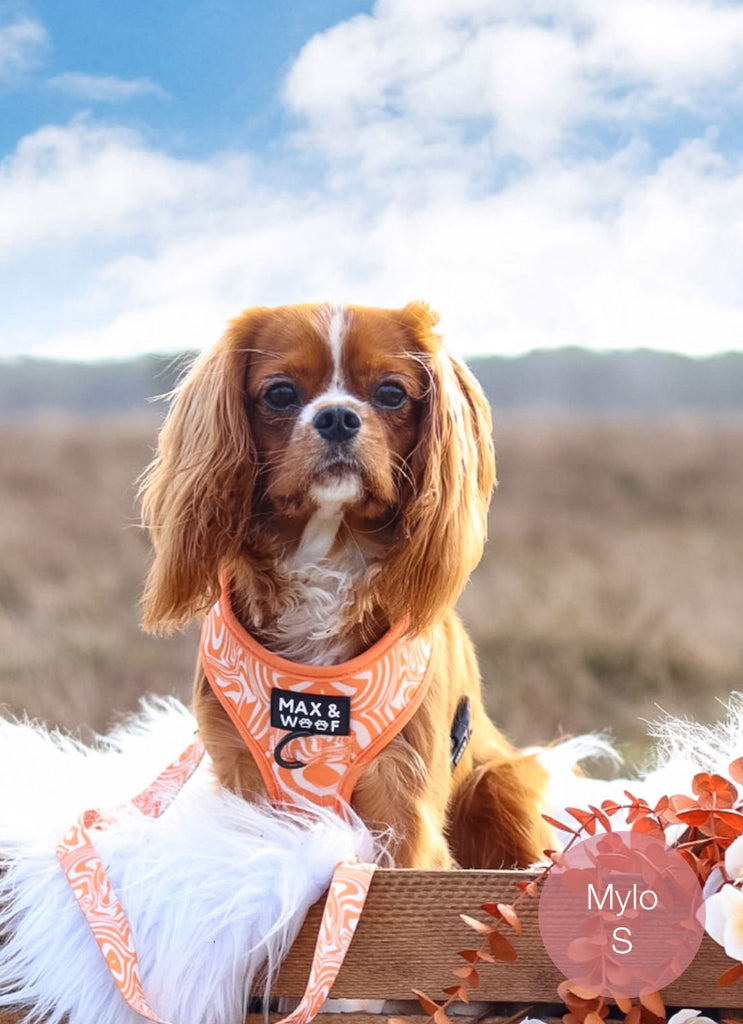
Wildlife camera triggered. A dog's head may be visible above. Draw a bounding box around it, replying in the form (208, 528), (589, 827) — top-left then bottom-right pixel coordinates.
(141, 301), (495, 635)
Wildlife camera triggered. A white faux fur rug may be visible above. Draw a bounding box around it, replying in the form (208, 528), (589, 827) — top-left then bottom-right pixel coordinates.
(539, 694), (743, 827)
(0, 699), (379, 1024)
(1, 695), (742, 1024)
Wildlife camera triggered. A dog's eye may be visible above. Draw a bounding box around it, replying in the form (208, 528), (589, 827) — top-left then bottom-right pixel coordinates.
(264, 382), (300, 411)
(373, 381), (407, 410)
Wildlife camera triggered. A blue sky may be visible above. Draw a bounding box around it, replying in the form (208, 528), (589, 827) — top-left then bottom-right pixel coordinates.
(1, 1), (375, 159)
(2, 0), (743, 359)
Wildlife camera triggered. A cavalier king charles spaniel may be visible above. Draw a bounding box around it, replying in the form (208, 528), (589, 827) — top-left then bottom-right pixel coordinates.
(140, 301), (551, 869)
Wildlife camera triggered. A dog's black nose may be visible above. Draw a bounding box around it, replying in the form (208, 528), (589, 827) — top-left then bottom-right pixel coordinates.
(312, 406), (361, 443)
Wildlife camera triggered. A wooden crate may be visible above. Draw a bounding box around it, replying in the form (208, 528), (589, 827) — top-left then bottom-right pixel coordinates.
(258, 870), (743, 1022)
(1, 869), (741, 1023)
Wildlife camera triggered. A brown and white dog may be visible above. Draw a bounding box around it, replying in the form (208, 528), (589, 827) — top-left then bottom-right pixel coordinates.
(140, 301), (551, 869)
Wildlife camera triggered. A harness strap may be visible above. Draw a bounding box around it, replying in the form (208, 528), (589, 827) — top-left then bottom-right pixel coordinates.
(56, 738), (375, 1024)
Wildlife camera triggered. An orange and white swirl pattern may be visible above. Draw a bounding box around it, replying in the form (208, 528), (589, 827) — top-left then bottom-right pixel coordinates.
(200, 589), (432, 808)
(131, 738), (205, 817)
(56, 740), (205, 1023)
(57, 811), (171, 1023)
(275, 861), (377, 1024)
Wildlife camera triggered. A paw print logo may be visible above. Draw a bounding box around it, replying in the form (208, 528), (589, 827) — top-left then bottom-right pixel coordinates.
(299, 717), (312, 730)
(315, 720), (329, 731)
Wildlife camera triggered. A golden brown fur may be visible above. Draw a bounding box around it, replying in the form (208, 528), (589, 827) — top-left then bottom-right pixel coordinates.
(141, 301), (552, 868)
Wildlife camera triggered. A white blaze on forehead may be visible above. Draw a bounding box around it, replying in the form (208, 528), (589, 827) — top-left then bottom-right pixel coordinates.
(315, 303), (351, 389)
(301, 305), (364, 427)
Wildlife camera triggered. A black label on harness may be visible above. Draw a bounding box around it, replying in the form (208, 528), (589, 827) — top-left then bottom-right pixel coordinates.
(270, 690), (351, 736)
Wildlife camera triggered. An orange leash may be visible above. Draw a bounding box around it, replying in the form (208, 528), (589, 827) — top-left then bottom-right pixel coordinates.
(56, 740), (205, 1024)
(276, 861), (377, 1024)
(56, 739), (377, 1024)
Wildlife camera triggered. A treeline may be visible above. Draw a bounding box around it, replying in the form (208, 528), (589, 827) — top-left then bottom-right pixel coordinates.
(468, 348), (743, 414)
(1, 348), (742, 416)
(0, 354), (195, 417)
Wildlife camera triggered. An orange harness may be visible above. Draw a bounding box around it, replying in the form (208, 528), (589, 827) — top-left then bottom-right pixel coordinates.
(201, 584), (434, 810)
(56, 584), (434, 1024)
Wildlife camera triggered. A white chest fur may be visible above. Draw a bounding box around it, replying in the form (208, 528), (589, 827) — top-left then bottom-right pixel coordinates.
(268, 499), (371, 665)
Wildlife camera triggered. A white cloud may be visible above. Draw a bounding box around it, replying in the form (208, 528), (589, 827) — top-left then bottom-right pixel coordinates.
(0, 12), (47, 81)
(284, 0), (743, 169)
(45, 72), (167, 102)
(4, 0), (743, 359)
(589, 0), (743, 101)
(17, 132), (743, 360)
(0, 119), (250, 252)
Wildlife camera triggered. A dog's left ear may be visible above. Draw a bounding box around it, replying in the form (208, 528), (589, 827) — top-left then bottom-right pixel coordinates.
(140, 307), (268, 633)
(378, 302), (496, 632)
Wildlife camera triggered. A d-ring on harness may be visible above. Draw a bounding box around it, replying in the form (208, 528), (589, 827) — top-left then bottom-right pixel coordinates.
(56, 580), (437, 1024)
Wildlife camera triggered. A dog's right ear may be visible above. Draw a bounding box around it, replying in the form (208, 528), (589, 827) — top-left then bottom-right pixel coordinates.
(140, 307), (269, 633)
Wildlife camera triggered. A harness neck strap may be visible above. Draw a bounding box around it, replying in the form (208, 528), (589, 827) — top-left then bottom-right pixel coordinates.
(200, 581), (434, 810)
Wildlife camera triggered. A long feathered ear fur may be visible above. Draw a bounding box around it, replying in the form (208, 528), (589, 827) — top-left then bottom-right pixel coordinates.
(140, 308), (268, 633)
(377, 302), (496, 633)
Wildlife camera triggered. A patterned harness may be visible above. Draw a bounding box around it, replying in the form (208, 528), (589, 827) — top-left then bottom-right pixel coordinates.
(201, 583), (433, 809)
(56, 582), (434, 1024)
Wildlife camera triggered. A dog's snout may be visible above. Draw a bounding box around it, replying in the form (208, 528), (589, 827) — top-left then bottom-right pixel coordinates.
(312, 406), (361, 443)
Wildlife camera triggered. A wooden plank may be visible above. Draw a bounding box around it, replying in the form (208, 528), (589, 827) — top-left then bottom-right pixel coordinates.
(271, 869), (743, 1008)
(1, 869), (740, 1021)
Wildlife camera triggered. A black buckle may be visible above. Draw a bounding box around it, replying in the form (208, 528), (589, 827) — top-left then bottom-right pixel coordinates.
(450, 696), (472, 768)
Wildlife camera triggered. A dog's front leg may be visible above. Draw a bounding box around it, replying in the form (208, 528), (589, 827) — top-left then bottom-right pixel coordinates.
(350, 735), (452, 868)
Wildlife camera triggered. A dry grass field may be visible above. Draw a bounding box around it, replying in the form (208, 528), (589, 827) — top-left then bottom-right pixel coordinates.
(1, 412), (741, 767)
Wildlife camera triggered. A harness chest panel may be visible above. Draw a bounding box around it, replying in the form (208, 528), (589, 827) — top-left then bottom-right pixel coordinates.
(200, 590), (433, 809)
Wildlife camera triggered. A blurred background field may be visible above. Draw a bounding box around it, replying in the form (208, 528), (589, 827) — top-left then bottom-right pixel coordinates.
(1, 352), (742, 768)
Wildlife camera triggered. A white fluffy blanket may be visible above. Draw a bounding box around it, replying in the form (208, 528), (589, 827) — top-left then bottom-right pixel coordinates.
(0, 699), (379, 1024)
(540, 695), (743, 825)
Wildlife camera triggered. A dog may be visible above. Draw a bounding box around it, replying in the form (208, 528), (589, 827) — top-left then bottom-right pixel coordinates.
(140, 301), (552, 869)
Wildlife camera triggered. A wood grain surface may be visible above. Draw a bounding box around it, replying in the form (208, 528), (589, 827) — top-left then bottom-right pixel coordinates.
(270, 869), (743, 1008)
(1, 868), (741, 1022)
